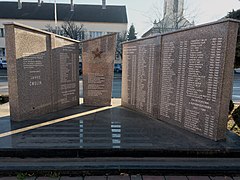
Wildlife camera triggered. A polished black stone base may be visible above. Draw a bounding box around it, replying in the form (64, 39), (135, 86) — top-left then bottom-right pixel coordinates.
(0, 103), (240, 158)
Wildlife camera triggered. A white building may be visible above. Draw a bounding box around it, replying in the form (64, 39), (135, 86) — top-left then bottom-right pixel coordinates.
(142, 0), (193, 37)
(164, 0), (184, 19)
(0, 1), (128, 62)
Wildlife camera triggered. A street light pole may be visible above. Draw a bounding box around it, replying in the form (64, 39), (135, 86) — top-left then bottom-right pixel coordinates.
(102, 0), (106, 9)
(54, 0), (57, 33)
(18, 0), (22, 9)
(71, 0), (74, 11)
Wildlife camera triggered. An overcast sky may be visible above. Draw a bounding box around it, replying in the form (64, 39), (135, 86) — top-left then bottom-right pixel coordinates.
(3, 0), (240, 36)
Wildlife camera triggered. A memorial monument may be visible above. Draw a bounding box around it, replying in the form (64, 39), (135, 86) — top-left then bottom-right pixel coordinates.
(122, 19), (239, 141)
(82, 33), (117, 106)
(5, 22), (80, 121)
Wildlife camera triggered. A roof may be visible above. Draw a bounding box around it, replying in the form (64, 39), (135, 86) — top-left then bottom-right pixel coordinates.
(142, 17), (194, 38)
(141, 27), (156, 38)
(0, 1), (128, 24)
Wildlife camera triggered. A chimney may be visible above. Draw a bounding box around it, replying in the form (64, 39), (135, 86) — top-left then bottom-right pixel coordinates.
(18, 0), (22, 9)
(102, 0), (106, 9)
(70, 0), (74, 11)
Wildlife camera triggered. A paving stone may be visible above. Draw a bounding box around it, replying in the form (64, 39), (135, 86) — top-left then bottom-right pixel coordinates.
(131, 175), (142, 180)
(187, 177), (211, 180)
(0, 176), (36, 180)
(36, 177), (59, 180)
(60, 176), (83, 180)
(210, 177), (233, 180)
(25, 177), (37, 180)
(233, 177), (240, 180)
(142, 176), (165, 180)
(84, 176), (107, 180)
(165, 176), (188, 180)
(108, 176), (130, 180)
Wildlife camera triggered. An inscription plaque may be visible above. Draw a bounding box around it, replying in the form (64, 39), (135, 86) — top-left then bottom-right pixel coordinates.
(122, 36), (161, 118)
(82, 33), (116, 106)
(5, 22), (79, 121)
(52, 36), (79, 110)
(122, 19), (239, 140)
(158, 20), (238, 140)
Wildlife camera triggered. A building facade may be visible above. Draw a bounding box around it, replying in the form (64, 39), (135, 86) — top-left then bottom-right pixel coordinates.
(0, 1), (128, 62)
(142, 0), (193, 37)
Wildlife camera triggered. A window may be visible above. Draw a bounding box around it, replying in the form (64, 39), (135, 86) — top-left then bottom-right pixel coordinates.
(89, 31), (94, 38)
(89, 31), (103, 38)
(96, 32), (102, 37)
(0, 28), (4, 37)
(77, 31), (85, 41)
(0, 48), (5, 57)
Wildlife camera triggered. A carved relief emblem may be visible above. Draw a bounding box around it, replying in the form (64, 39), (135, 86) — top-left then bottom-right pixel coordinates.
(92, 48), (104, 59)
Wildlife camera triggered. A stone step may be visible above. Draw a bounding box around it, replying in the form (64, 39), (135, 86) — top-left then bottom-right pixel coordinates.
(1, 148), (240, 158)
(0, 157), (240, 175)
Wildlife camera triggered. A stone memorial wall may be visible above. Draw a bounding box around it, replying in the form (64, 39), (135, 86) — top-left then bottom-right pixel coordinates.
(52, 36), (79, 111)
(82, 33), (116, 106)
(122, 19), (239, 140)
(122, 36), (161, 118)
(5, 23), (79, 121)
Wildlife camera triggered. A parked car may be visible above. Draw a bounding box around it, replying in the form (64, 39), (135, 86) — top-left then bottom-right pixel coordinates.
(0, 60), (7, 69)
(79, 62), (82, 75)
(234, 68), (240, 74)
(114, 63), (122, 73)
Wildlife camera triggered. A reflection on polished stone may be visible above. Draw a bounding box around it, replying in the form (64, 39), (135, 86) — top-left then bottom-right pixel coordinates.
(0, 98), (239, 152)
(111, 121), (121, 149)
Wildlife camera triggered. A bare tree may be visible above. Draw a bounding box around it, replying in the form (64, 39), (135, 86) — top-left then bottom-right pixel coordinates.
(147, 0), (197, 35)
(116, 31), (127, 59)
(61, 21), (84, 40)
(46, 21), (85, 41)
(45, 24), (61, 34)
